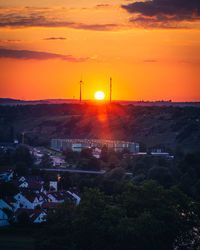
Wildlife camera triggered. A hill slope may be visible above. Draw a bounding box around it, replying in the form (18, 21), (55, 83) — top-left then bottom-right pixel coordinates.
(0, 104), (199, 152)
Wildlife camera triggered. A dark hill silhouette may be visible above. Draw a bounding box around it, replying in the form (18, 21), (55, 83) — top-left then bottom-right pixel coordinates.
(0, 103), (199, 152)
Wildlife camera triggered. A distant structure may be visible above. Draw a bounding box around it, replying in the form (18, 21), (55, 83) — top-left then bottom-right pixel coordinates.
(110, 77), (112, 104)
(51, 139), (139, 153)
(22, 132), (25, 144)
(49, 181), (58, 191)
(21, 131), (30, 144)
(79, 79), (83, 103)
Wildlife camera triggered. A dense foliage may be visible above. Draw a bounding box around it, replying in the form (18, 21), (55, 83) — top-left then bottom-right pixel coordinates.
(58, 150), (200, 199)
(0, 182), (18, 198)
(0, 145), (34, 176)
(36, 183), (200, 250)
(0, 104), (200, 249)
(0, 104), (199, 151)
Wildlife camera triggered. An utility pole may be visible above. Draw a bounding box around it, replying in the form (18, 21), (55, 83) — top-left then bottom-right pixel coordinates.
(22, 132), (25, 144)
(80, 79), (83, 103)
(110, 77), (112, 104)
(21, 131), (30, 145)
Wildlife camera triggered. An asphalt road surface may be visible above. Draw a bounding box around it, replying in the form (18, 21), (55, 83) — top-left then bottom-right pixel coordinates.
(40, 168), (106, 175)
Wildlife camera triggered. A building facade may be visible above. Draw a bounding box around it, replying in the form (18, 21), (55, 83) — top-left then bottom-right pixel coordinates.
(51, 139), (139, 153)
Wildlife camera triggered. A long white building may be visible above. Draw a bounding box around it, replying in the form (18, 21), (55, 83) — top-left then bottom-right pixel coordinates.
(51, 139), (139, 153)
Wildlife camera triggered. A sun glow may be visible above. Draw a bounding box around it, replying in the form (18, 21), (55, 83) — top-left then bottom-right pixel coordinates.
(94, 91), (105, 100)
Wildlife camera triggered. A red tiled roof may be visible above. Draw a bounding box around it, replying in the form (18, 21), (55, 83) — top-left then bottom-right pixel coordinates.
(26, 181), (42, 190)
(42, 202), (58, 209)
(15, 208), (34, 217)
(23, 176), (43, 182)
(30, 209), (46, 222)
(15, 208), (46, 222)
(3, 196), (17, 207)
(21, 191), (38, 203)
(48, 190), (76, 202)
(0, 166), (15, 173)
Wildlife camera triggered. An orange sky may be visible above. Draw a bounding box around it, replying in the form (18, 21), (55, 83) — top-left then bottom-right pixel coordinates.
(0, 0), (200, 101)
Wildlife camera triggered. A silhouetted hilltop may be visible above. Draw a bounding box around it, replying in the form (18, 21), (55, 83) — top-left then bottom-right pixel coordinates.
(0, 98), (199, 107)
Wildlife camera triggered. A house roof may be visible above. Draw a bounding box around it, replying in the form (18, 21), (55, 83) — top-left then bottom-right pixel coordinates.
(22, 176), (43, 183)
(39, 193), (48, 201)
(26, 181), (42, 190)
(30, 209), (46, 222)
(15, 208), (46, 222)
(20, 190), (48, 203)
(3, 197), (17, 208)
(17, 175), (44, 191)
(42, 202), (58, 209)
(17, 180), (43, 191)
(15, 208), (34, 217)
(21, 191), (38, 203)
(68, 187), (81, 196)
(48, 190), (76, 202)
(12, 180), (21, 187)
(0, 166), (15, 174)
(0, 208), (8, 218)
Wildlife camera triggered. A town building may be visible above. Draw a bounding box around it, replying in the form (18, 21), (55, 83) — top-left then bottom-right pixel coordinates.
(0, 173), (81, 226)
(51, 139), (139, 153)
(0, 166), (15, 182)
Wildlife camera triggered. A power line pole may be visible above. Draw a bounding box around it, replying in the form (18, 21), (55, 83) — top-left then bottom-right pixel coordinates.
(110, 77), (112, 104)
(80, 79), (83, 103)
(22, 132), (25, 144)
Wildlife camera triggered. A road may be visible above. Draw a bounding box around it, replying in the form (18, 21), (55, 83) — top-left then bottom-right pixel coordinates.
(39, 168), (106, 175)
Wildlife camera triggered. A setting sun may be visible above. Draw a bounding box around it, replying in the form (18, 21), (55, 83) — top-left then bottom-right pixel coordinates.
(95, 91), (105, 100)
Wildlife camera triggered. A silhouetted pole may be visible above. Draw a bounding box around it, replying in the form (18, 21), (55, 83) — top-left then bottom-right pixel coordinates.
(80, 80), (83, 103)
(110, 77), (112, 104)
(22, 132), (25, 144)
(22, 131), (29, 144)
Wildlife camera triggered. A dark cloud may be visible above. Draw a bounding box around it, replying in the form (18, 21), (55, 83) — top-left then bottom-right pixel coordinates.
(0, 39), (23, 43)
(0, 13), (118, 31)
(0, 48), (87, 62)
(95, 4), (111, 9)
(122, 0), (200, 28)
(74, 23), (117, 31)
(43, 37), (67, 40)
(143, 59), (157, 63)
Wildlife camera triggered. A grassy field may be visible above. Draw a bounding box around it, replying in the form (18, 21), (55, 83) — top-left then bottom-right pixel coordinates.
(36, 146), (62, 156)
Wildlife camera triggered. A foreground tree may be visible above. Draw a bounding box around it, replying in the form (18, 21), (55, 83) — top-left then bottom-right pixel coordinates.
(0, 182), (18, 198)
(13, 146), (34, 166)
(36, 183), (200, 250)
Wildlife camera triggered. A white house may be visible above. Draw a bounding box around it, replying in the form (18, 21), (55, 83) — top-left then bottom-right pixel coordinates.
(19, 182), (28, 188)
(48, 191), (69, 203)
(0, 167), (14, 182)
(0, 209), (9, 226)
(14, 192), (41, 209)
(92, 148), (101, 159)
(51, 156), (65, 167)
(31, 210), (47, 223)
(47, 191), (78, 204)
(19, 176), (26, 182)
(7, 197), (19, 212)
(67, 191), (81, 205)
(0, 199), (13, 210)
(49, 181), (58, 191)
(17, 176), (44, 193)
(15, 208), (46, 224)
(47, 193), (62, 203)
(19, 176), (44, 184)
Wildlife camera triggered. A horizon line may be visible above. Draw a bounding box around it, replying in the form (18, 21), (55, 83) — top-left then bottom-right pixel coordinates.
(0, 97), (200, 103)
